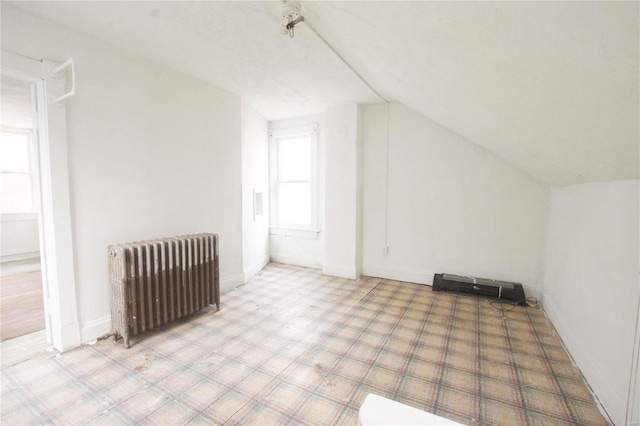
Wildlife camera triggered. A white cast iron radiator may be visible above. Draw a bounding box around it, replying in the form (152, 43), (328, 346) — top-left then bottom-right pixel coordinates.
(108, 233), (220, 348)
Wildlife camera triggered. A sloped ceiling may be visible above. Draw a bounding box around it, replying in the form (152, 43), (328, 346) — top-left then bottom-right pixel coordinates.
(7, 1), (639, 186)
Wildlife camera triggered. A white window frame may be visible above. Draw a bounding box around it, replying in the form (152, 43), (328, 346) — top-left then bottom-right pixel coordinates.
(269, 124), (319, 239)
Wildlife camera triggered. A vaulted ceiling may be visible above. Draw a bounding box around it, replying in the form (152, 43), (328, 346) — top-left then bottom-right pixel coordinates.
(7, 1), (639, 186)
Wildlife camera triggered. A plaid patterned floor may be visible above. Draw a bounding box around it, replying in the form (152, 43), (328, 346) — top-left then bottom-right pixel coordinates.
(1, 263), (609, 425)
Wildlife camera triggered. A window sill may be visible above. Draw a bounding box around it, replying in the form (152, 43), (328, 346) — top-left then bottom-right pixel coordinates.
(270, 227), (320, 240)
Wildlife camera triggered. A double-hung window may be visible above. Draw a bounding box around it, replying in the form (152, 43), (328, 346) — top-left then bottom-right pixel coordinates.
(269, 124), (318, 237)
(1, 128), (35, 213)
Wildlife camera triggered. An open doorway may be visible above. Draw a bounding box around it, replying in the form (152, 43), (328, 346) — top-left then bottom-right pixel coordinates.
(0, 74), (48, 362)
(1, 51), (81, 365)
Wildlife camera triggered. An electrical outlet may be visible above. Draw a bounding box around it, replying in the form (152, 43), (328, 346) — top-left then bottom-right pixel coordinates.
(382, 246), (389, 256)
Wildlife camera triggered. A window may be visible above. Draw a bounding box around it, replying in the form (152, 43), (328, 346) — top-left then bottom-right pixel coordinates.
(1, 128), (35, 213)
(270, 124), (318, 236)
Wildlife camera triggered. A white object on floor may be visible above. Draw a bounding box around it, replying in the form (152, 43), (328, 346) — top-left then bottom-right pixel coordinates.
(358, 393), (466, 426)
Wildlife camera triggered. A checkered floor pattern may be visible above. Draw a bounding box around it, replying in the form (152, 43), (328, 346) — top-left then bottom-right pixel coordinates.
(1, 263), (609, 425)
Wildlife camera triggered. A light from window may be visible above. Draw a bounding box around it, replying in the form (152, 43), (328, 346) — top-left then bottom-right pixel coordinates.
(278, 136), (310, 181)
(277, 136), (311, 226)
(1, 130), (34, 213)
(270, 125), (317, 231)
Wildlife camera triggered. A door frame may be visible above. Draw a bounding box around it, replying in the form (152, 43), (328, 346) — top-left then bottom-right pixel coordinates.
(2, 50), (80, 351)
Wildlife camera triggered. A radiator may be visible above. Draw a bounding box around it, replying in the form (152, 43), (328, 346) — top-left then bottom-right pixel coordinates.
(108, 233), (220, 348)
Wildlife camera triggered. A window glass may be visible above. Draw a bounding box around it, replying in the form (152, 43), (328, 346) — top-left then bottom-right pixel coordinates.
(278, 182), (311, 225)
(0, 130), (33, 212)
(278, 136), (310, 181)
(0, 132), (30, 172)
(0, 173), (32, 212)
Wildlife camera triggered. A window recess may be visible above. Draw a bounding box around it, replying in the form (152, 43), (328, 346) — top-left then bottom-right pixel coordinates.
(269, 124), (318, 237)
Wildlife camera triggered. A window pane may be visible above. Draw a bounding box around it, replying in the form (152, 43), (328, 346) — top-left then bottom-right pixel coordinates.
(278, 182), (310, 226)
(0, 173), (32, 212)
(0, 132), (30, 172)
(278, 136), (310, 181)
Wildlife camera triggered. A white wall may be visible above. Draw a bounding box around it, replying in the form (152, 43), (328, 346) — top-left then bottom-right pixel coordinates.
(323, 102), (361, 279)
(2, 5), (245, 343)
(0, 213), (40, 262)
(241, 101), (270, 281)
(269, 113), (325, 268)
(361, 102), (549, 298)
(543, 180), (639, 425)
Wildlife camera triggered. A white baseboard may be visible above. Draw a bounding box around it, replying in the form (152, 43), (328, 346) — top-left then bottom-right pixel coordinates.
(1, 252), (40, 263)
(80, 315), (111, 344)
(322, 262), (360, 280)
(74, 272), (244, 344)
(54, 322), (82, 352)
(243, 256), (270, 283)
(270, 253), (322, 270)
(363, 265), (544, 301)
(543, 296), (620, 424)
(221, 273), (245, 293)
(76, 273), (243, 344)
(363, 265), (434, 286)
(522, 284), (543, 302)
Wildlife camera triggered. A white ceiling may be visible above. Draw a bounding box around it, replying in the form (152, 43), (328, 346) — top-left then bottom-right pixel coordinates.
(8, 1), (639, 186)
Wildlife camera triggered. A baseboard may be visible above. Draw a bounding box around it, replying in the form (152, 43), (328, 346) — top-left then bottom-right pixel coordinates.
(80, 315), (111, 344)
(362, 265), (434, 286)
(521, 284), (543, 302)
(363, 265), (543, 301)
(543, 296), (620, 424)
(53, 322), (82, 352)
(244, 256), (270, 283)
(1, 252), (40, 263)
(76, 274), (244, 343)
(270, 253), (322, 270)
(221, 273), (245, 294)
(322, 262), (359, 280)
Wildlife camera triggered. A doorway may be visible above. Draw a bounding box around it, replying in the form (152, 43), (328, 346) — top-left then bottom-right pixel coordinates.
(0, 74), (48, 364)
(1, 51), (81, 364)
